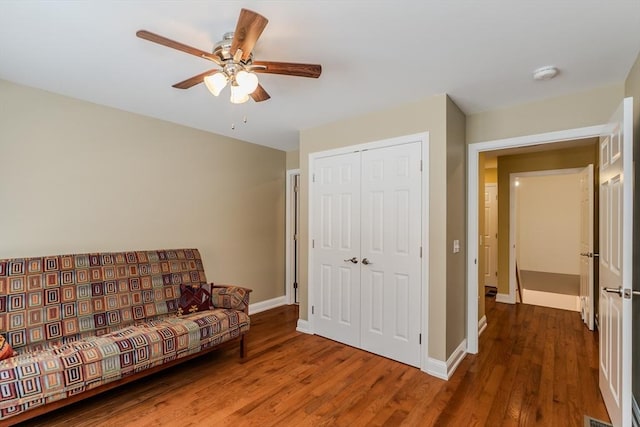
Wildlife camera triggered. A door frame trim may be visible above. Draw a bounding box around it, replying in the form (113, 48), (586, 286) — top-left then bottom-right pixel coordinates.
(308, 132), (430, 372)
(285, 168), (300, 305)
(466, 125), (604, 354)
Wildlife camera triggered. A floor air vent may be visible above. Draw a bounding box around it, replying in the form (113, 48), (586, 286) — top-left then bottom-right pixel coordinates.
(584, 415), (613, 427)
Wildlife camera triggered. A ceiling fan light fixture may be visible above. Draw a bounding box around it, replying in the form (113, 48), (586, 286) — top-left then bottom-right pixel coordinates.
(230, 83), (250, 104)
(204, 72), (228, 96)
(235, 70), (259, 95)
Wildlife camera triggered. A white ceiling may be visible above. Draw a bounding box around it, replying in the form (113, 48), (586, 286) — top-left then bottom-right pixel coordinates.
(1, 1), (639, 152)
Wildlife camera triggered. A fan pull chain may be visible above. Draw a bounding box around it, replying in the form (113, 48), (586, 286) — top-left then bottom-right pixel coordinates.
(231, 106), (249, 130)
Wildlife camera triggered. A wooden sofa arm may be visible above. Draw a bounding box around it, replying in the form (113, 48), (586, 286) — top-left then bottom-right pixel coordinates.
(210, 284), (252, 358)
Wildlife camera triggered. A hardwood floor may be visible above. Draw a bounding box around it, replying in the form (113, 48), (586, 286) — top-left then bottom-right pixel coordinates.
(17, 297), (610, 426)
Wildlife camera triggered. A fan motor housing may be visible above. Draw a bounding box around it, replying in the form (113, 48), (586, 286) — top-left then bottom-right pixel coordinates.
(212, 32), (253, 64)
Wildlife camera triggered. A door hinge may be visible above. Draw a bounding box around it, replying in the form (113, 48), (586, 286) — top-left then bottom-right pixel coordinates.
(419, 333), (422, 344)
(293, 282), (298, 289)
(312, 305), (314, 315)
(312, 173), (316, 183)
(294, 185), (299, 193)
(294, 234), (298, 241)
(312, 239), (315, 248)
(419, 246), (423, 258)
(419, 160), (423, 172)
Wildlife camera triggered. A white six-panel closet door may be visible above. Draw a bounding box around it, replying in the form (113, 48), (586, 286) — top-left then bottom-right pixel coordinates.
(360, 142), (422, 368)
(313, 152), (362, 348)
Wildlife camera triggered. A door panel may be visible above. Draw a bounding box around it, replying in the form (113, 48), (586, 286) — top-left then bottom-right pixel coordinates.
(313, 153), (361, 347)
(360, 142), (422, 367)
(579, 164), (594, 330)
(484, 184), (498, 286)
(599, 97), (633, 427)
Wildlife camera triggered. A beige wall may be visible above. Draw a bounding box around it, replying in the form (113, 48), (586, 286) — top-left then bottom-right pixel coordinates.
(496, 145), (596, 294)
(445, 97), (467, 356)
(516, 173), (581, 275)
(286, 150), (300, 170)
(0, 80), (286, 304)
(300, 94), (454, 361)
(624, 50), (640, 402)
(467, 84), (624, 144)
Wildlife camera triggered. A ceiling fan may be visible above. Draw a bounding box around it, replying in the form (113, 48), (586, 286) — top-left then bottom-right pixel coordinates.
(136, 8), (322, 104)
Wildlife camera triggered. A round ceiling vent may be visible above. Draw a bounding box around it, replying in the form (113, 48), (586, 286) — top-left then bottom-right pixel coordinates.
(532, 66), (559, 81)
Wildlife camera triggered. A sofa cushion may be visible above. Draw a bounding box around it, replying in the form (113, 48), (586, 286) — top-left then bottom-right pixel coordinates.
(0, 308), (249, 419)
(211, 286), (250, 311)
(177, 283), (211, 316)
(0, 249), (207, 351)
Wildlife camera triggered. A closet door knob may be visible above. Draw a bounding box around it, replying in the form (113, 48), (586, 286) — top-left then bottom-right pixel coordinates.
(344, 257), (358, 264)
(362, 258), (372, 265)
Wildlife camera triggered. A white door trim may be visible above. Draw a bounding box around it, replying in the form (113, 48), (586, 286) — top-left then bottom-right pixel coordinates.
(507, 168), (584, 304)
(466, 125), (604, 354)
(285, 169), (300, 305)
(308, 132), (430, 372)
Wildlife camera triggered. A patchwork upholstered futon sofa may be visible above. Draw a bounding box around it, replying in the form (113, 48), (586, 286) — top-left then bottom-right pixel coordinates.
(0, 248), (251, 424)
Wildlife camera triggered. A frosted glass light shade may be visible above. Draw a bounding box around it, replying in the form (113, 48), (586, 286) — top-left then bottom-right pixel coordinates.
(235, 70), (259, 94)
(230, 84), (249, 104)
(204, 72), (228, 96)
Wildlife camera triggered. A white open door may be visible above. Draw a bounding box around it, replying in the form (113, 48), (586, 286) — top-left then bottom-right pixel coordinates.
(483, 183), (498, 287)
(599, 97), (633, 427)
(313, 152), (361, 348)
(579, 164), (594, 330)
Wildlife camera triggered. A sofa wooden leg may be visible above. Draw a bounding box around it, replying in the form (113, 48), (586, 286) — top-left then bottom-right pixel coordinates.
(240, 335), (247, 358)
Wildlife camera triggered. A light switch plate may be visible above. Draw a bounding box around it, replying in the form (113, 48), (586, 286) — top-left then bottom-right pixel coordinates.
(453, 239), (460, 253)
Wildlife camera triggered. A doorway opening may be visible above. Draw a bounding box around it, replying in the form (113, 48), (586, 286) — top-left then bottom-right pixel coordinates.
(466, 125), (604, 354)
(286, 169), (300, 305)
(510, 168), (587, 314)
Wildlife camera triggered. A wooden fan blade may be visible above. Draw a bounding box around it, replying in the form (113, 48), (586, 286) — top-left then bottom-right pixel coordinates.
(230, 9), (268, 62)
(252, 61), (322, 78)
(172, 68), (220, 89)
(137, 30), (221, 65)
(250, 84), (271, 102)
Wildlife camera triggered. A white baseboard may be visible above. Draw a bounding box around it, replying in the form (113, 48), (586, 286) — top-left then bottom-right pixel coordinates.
(478, 315), (487, 336)
(425, 358), (448, 380)
(496, 292), (515, 304)
(425, 339), (467, 380)
(248, 296), (287, 315)
(296, 319), (312, 334)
